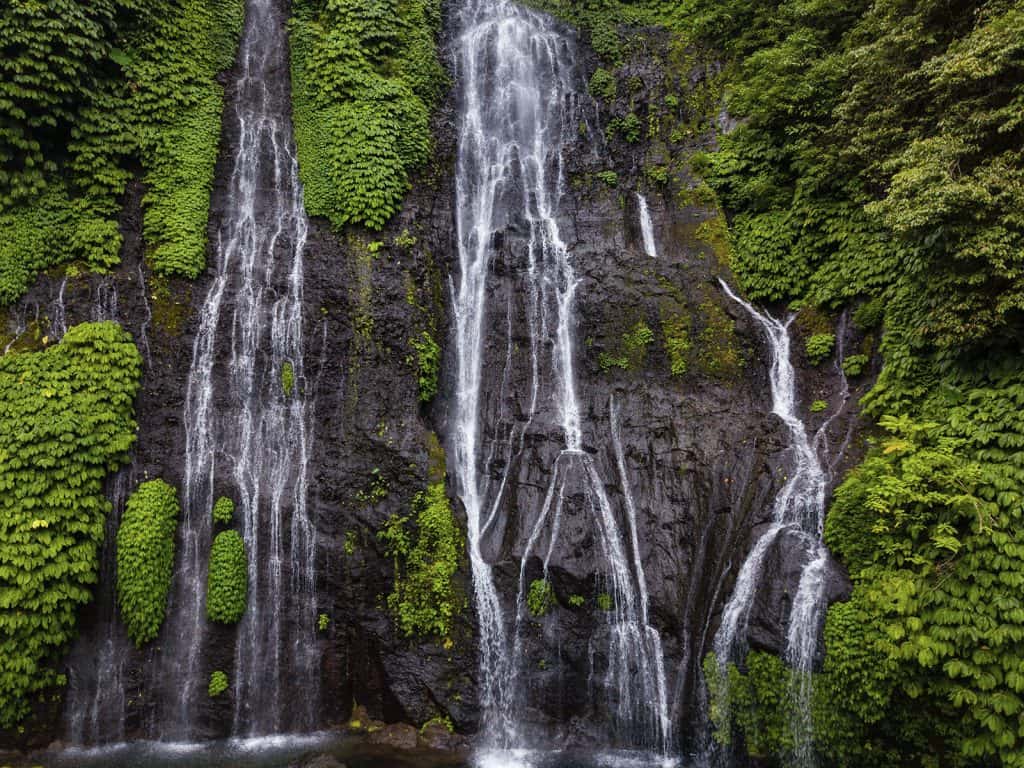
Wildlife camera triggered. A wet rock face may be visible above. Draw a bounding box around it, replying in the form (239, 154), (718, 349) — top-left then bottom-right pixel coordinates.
(2, 0), (866, 755)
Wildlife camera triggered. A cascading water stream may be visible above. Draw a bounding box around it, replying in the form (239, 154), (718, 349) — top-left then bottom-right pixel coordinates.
(710, 279), (835, 766)
(636, 193), (658, 258)
(158, 0), (317, 740)
(452, 0), (671, 755)
(50, 277), (68, 341)
(66, 467), (133, 746)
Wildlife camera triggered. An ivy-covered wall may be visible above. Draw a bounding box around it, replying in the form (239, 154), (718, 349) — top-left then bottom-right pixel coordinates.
(289, 0), (446, 230)
(0, 0), (244, 304)
(0, 322), (140, 728)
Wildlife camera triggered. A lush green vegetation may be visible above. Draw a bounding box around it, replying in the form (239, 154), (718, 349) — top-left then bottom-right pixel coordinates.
(206, 530), (248, 624)
(0, 0), (244, 300)
(378, 482), (462, 639)
(0, 322), (140, 727)
(410, 330), (441, 403)
(208, 670), (229, 697)
(116, 479), (180, 646)
(527, 578), (555, 617)
(212, 496), (235, 526)
(675, 0), (1024, 762)
(289, 0), (445, 231)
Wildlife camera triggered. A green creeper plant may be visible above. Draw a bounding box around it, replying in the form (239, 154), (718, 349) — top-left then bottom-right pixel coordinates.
(0, 321), (140, 727)
(206, 530), (248, 624)
(116, 478), (180, 646)
(208, 670), (229, 697)
(527, 579), (555, 617)
(804, 333), (835, 366)
(212, 496), (234, 525)
(378, 482), (462, 638)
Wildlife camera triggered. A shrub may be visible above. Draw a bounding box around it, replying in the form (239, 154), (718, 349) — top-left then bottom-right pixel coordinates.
(810, 399), (827, 413)
(527, 579), (555, 617)
(0, 322), (140, 727)
(206, 530), (248, 624)
(588, 68), (617, 101)
(597, 593), (614, 611)
(116, 479), (180, 646)
(208, 670), (228, 697)
(662, 313), (691, 376)
(212, 496), (234, 525)
(842, 354), (869, 377)
(805, 333), (835, 366)
(596, 170), (619, 187)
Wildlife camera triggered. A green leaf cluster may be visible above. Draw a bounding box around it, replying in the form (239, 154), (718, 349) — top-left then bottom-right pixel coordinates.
(804, 333), (835, 366)
(115, 478), (180, 647)
(205, 529), (247, 624)
(409, 330), (441, 403)
(378, 482), (462, 639)
(0, 321), (140, 727)
(527, 578), (555, 617)
(208, 669), (228, 697)
(0, 0), (245, 299)
(290, 0), (445, 231)
(212, 496), (234, 526)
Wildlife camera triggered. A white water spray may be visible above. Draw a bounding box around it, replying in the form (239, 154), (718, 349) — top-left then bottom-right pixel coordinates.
(636, 194), (658, 258)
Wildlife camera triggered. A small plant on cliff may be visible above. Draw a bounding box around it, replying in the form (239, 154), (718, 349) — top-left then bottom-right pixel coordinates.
(206, 530), (248, 624)
(597, 593), (614, 611)
(662, 313), (691, 376)
(281, 360), (295, 397)
(212, 495), (234, 525)
(596, 170), (618, 187)
(805, 333), (835, 366)
(409, 329), (441, 403)
(527, 579), (556, 617)
(318, 613), (330, 631)
(810, 399), (827, 413)
(117, 479), (180, 647)
(842, 354), (869, 377)
(208, 670), (229, 697)
(588, 68), (616, 101)
(378, 482), (462, 638)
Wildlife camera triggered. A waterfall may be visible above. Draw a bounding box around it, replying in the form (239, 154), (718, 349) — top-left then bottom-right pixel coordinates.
(158, 0), (317, 739)
(50, 277), (68, 341)
(66, 468), (133, 746)
(711, 279), (834, 766)
(136, 263), (153, 368)
(91, 277), (118, 322)
(637, 193), (658, 258)
(452, 0), (671, 754)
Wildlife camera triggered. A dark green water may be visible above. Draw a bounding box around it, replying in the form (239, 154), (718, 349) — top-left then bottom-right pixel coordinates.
(35, 736), (685, 768)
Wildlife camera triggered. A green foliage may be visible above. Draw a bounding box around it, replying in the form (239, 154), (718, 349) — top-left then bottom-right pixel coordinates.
(212, 496), (234, 526)
(695, 299), (743, 380)
(810, 399), (827, 413)
(842, 354), (869, 377)
(281, 361), (295, 398)
(206, 530), (247, 624)
(357, 468), (389, 504)
(527, 579), (555, 617)
(588, 68), (617, 101)
(208, 670), (228, 698)
(662, 312), (691, 376)
(600, 319), (655, 373)
(318, 613), (330, 631)
(568, 594), (585, 607)
(0, 0), (245, 298)
(805, 333), (835, 366)
(290, 0), (444, 231)
(0, 322), (140, 727)
(116, 479), (180, 646)
(378, 482), (462, 638)
(596, 170), (619, 187)
(597, 593), (613, 611)
(410, 330), (441, 403)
